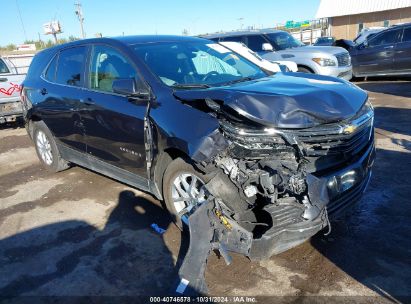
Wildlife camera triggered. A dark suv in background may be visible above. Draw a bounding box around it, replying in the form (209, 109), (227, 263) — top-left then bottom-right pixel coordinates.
(350, 23), (411, 77)
(22, 35), (375, 261)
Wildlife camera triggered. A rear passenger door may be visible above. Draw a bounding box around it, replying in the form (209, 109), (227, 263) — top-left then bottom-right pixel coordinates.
(82, 44), (149, 178)
(393, 26), (411, 72)
(41, 46), (88, 152)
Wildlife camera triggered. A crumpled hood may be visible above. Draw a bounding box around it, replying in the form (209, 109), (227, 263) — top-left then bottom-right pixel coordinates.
(173, 73), (368, 129)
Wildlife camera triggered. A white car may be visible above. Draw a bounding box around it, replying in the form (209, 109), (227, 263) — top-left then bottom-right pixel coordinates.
(204, 30), (352, 80)
(219, 41), (298, 73)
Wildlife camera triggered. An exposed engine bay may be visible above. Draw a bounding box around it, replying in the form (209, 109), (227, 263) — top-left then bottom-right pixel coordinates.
(175, 98), (375, 295)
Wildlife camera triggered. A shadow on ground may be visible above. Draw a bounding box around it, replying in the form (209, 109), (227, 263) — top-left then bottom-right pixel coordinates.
(0, 190), (186, 297)
(0, 119), (24, 130)
(374, 107), (411, 137)
(310, 103), (411, 302)
(356, 79), (411, 98)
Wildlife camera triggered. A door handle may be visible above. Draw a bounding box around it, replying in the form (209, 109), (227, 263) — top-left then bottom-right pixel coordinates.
(40, 88), (48, 95)
(0, 78), (8, 82)
(83, 97), (95, 105)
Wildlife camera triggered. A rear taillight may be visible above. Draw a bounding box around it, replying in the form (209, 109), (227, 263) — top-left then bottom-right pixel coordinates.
(20, 84), (26, 103)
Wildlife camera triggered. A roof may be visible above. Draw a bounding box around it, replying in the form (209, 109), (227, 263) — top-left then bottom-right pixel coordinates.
(201, 29), (283, 39)
(44, 35), (208, 52)
(316, 0), (411, 18)
(112, 35), (207, 45)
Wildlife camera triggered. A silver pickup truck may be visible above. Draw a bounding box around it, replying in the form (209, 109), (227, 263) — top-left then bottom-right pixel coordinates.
(0, 56), (26, 124)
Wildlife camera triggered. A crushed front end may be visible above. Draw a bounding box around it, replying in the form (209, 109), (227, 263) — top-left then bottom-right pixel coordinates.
(198, 99), (375, 260)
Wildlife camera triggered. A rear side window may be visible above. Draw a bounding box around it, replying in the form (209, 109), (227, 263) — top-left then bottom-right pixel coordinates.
(0, 59), (10, 74)
(55, 46), (87, 87)
(246, 35), (268, 51)
(402, 27), (411, 42)
(44, 54), (58, 82)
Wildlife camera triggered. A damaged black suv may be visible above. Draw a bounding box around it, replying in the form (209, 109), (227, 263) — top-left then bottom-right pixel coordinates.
(22, 36), (375, 262)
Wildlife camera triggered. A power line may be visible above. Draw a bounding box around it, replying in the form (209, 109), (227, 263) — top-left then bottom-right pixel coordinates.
(15, 0), (27, 41)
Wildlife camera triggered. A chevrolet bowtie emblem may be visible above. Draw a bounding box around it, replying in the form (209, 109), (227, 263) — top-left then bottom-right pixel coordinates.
(343, 125), (356, 134)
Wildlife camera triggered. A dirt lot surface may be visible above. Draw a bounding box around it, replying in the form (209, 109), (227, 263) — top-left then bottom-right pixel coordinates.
(0, 80), (410, 303)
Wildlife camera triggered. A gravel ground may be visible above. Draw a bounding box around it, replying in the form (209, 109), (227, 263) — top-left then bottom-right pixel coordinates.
(0, 80), (410, 303)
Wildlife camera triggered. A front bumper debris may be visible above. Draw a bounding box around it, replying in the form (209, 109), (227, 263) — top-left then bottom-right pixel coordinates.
(176, 140), (375, 295)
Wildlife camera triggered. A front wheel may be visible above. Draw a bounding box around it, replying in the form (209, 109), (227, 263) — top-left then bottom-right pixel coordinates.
(33, 121), (69, 172)
(162, 158), (209, 230)
(297, 66), (313, 73)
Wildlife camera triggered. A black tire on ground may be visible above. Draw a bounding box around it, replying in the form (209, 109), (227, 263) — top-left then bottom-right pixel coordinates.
(162, 157), (210, 230)
(297, 66), (313, 73)
(32, 121), (69, 173)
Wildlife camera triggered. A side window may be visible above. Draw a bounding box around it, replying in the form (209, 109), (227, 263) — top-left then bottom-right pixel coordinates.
(246, 35), (269, 51)
(44, 54), (58, 82)
(402, 27), (411, 43)
(368, 30), (399, 47)
(89, 45), (137, 93)
(222, 36), (244, 43)
(0, 59), (10, 74)
(56, 46), (87, 87)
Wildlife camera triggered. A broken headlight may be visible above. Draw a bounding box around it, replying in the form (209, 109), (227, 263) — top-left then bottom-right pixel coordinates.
(219, 119), (292, 156)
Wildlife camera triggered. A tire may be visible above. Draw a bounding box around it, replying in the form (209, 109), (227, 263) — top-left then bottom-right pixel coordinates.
(32, 121), (69, 173)
(162, 157), (210, 230)
(297, 66), (313, 73)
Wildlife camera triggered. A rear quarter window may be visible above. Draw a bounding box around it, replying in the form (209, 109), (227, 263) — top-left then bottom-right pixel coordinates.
(55, 46), (87, 87)
(44, 54), (58, 82)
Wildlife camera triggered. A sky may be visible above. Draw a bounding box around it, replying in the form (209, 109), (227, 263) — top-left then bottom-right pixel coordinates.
(1, 0), (321, 46)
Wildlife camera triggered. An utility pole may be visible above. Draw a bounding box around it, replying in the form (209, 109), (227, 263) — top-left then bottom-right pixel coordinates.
(74, 2), (85, 39)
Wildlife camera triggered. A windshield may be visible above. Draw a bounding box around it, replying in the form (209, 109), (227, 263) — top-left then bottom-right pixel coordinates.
(265, 32), (305, 50)
(132, 41), (266, 87)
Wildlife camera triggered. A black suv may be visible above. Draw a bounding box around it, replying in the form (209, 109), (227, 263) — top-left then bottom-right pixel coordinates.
(22, 35), (375, 260)
(350, 23), (411, 77)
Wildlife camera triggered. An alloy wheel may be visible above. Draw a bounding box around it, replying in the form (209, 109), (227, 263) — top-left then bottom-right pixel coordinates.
(36, 130), (53, 165)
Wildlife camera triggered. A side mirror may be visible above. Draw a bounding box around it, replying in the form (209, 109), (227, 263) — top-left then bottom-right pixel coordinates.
(262, 43), (274, 52)
(112, 78), (136, 96)
(112, 78), (150, 100)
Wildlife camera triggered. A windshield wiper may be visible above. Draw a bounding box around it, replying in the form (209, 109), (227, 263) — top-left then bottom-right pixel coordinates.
(172, 83), (210, 89)
(223, 77), (254, 85)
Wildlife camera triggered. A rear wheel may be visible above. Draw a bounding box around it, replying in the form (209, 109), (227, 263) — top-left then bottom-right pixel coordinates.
(163, 158), (209, 230)
(33, 121), (69, 172)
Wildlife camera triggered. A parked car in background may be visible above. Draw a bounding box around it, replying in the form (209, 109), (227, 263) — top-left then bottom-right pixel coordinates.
(22, 36), (374, 276)
(353, 27), (386, 46)
(350, 23), (411, 77)
(203, 30), (352, 80)
(0, 56), (25, 123)
(314, 37), (355, 51)
(314, 36), (335, 46)
(219, 41), (298, 73)
(334, 39), (356, 51)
